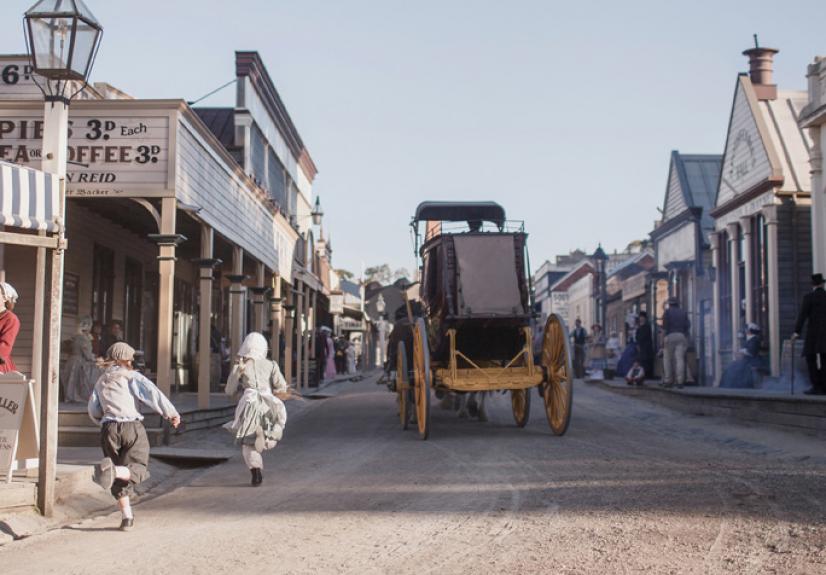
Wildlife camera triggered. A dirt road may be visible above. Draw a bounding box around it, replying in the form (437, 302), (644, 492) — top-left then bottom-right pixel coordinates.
(2, 375), (825, 574)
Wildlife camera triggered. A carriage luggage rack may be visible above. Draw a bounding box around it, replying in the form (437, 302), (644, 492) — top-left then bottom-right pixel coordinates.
(421, 220), (525, 241)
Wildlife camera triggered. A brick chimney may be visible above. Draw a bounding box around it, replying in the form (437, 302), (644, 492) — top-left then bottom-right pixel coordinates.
(743, 42), (778, 100)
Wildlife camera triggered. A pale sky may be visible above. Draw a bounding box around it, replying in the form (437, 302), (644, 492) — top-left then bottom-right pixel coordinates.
(2, 1), (825, 276)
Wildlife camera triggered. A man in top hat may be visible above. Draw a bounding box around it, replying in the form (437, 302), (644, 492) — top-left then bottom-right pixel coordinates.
(792, 273), (826, 395)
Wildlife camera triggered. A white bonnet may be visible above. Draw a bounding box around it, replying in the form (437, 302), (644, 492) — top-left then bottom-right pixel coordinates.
(0, 282), (18, 303)
(238, 332), (268, 361)
(107, 342), (135, 361)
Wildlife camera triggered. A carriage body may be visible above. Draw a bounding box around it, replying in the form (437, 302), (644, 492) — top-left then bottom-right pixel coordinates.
(417, 216), (541, 392)
(395, 202), (573, 439)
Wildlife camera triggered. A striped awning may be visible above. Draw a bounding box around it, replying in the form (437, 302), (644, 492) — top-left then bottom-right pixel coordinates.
(0, 161), (60, 233)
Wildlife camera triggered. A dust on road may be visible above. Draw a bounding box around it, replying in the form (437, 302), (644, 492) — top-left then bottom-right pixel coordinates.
(2, 375), (825, 574)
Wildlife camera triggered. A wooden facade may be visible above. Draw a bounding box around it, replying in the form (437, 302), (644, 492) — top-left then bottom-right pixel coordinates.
(651, 151), (721, 384)
(0, 50), (326, 405)
(710, 53), (812, 380)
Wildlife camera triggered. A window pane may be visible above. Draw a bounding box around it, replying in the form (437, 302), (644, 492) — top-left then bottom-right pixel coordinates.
(31, 17), (73, 71)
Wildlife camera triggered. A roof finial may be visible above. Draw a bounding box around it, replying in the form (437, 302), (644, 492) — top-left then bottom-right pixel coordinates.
(753, 33), (760, 49)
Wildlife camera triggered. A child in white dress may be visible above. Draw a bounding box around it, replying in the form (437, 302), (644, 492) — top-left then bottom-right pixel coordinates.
(225, 332), (288, 486)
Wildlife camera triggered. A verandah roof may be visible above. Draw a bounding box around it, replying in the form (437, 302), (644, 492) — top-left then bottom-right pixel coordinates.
(0, 161), (60, 233)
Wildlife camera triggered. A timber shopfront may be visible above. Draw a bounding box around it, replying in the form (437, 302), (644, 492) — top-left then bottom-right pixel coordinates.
(0, 94), (289, 406)
(709, 46), (812, 380)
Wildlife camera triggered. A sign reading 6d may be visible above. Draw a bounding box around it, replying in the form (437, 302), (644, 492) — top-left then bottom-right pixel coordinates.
(1, 63), (33, 85)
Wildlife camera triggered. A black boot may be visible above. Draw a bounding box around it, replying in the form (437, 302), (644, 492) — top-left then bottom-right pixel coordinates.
(252, 468), (263, 486)
(250, 468), (257, 486)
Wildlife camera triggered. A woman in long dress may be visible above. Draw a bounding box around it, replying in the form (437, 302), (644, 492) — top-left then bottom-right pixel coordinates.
(0, 282), (20, 374)
(224, 332), (288, 486)
(323, 328), (337, 380)
(720, 323), (765, 389)
(346, 341), (356, 374)
(62, 316), (100, 402)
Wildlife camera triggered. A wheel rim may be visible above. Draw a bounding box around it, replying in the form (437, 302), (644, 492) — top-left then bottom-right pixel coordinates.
(542, 314), (573, 435)
(511, 389), (530, 427)
(396, 342), (409, 429)
(413, 319), (430, 439)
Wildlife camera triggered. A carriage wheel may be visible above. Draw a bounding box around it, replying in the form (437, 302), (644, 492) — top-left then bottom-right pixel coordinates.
(541, 313), (573, 435)
(412, 318), (431, 440)
(396, 341), (411, 430)
(511, 389), (531, 427)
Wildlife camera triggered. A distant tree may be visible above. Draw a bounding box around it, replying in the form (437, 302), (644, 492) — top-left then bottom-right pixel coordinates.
(392, 267), (410, 282)
(364, 264), (393, 285)
(335, 268), (354, 281)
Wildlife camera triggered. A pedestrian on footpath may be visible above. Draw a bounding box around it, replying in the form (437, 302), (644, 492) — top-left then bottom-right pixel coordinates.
(0, 282), (20, 373)
(625, 360), (646, 386)
(570, 318), (587, 379)
(635, 312), (654, 380)
(662, 297), (690, 388)
(87, 342), (181, 531)
(224, 332), (288, 486)
(792, 273), (826, 396)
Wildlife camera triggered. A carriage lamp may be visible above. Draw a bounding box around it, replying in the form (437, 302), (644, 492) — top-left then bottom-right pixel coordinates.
(311, 196), (324, 226)
(24, 0), (103, 90)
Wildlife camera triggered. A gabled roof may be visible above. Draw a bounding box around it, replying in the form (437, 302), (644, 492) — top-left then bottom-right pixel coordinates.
(662, 151), (722, 231)
(714, 75), (810, 215)
(340, 279), (361, 298)
(549, 260), (594, 293)
(607, 249), (656, 280)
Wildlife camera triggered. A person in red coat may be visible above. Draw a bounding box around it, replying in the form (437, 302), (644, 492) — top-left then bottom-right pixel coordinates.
(0, 282), (20, 373)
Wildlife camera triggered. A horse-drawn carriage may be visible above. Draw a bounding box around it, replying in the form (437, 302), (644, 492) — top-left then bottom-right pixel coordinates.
(395, 201), (573, 439)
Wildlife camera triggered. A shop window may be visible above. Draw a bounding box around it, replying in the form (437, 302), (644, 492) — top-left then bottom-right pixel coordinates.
(751, 215), (769, 341)
(91, 244), (115, 326)
(123, 258), (143, 349)
(737, 224), (746, 331)
(718, 230), (732, 353)
(267, 148), (287, 209)
(142, 271), (159, 370)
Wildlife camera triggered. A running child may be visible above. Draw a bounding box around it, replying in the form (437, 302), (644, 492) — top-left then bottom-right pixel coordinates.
(225, 332), (288, 486)
(87, 342), (180, 530)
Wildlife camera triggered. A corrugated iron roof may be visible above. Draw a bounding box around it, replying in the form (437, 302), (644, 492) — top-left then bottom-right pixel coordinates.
(193, 107), (236, 152)
(760, 91), (811, 193)
(676, 153), (722, 230)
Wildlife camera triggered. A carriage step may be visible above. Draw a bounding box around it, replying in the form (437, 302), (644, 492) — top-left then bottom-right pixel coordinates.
(435, 368), (543, 391)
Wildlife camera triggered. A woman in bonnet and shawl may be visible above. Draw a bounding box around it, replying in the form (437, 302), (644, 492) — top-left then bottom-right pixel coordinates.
(61, 315), (101, 402)
(0, 282), (20, 373)
(224, 332), (289, 486)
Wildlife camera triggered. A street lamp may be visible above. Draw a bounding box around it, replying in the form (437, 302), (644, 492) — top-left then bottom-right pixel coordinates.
(24, 0), (103, 97)
(23, 0), (103, 518)
(311, 196), (324, 226)
(592, 244), (608, 329)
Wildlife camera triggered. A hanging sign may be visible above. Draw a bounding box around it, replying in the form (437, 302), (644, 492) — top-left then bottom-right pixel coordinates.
(0, 373), (39, 482)
(329, 292), (344, 315)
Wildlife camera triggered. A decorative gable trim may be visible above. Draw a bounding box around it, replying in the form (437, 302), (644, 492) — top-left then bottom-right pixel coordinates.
(663, 151), (690, 222)
(717, 75), (783, 208)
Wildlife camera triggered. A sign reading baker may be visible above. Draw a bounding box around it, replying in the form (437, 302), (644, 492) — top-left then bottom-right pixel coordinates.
(0, 111), (171, 197)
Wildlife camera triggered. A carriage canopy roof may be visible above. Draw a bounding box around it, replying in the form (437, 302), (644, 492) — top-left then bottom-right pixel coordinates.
(413, 201), (506, 225)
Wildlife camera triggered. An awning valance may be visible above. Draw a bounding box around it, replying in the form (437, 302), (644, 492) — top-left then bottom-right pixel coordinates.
(0, 161), (60, 233)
